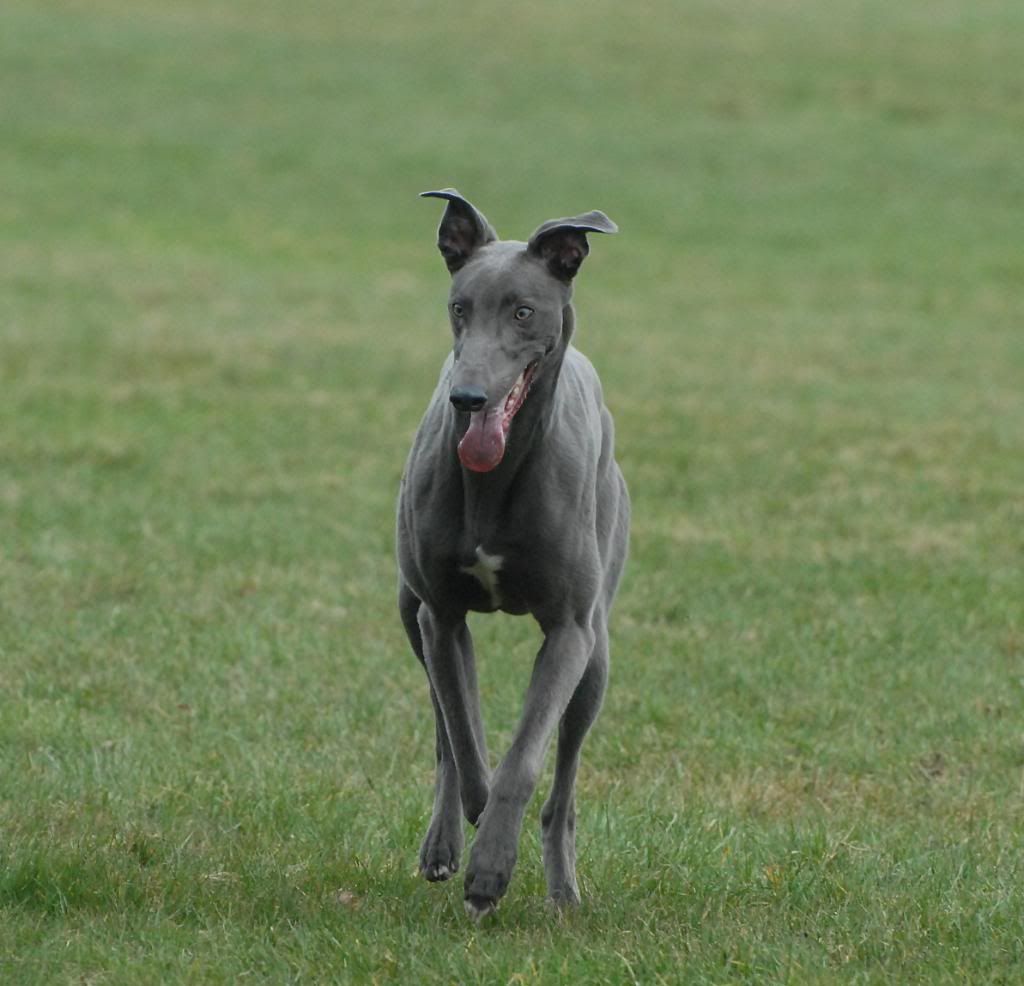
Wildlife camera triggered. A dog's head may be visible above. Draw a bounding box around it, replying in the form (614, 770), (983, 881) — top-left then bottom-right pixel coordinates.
(421, 189), (617, 472)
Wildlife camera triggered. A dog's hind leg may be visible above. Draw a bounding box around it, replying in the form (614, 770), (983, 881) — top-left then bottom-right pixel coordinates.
(540, 620), (609, 906)
(400, 581), (463, 881)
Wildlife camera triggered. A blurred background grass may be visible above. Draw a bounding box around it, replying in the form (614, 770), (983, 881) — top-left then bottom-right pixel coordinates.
(1, 1), (1023, 982)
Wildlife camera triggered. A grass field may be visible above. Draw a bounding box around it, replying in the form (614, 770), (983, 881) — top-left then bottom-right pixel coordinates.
(2, 0), (1023, 981)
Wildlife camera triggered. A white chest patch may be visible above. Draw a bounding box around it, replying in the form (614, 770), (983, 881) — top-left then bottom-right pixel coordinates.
(460, 545), (504, 607)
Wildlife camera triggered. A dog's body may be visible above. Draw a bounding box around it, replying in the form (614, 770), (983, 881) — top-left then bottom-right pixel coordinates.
(396, 190), (629, 918)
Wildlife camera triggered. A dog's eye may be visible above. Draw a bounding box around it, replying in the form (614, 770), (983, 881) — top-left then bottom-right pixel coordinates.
(514, 306), (534, 322)
(451, 302), (465, 318)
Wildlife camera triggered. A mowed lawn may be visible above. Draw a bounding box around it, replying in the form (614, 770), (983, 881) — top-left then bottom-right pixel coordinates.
(2, 0), (1023, 981)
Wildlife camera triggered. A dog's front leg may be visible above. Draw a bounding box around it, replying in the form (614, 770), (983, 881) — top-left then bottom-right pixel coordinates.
(463, 620), (594, 919)
(418, 608), (491, 827)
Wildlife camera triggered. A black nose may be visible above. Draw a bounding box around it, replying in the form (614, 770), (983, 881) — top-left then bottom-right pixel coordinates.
(450, 386), (487, 412)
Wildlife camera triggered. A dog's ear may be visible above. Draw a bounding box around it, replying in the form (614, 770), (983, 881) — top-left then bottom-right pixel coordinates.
(420, 189), (498, 274)
(527, 211), (618, 282)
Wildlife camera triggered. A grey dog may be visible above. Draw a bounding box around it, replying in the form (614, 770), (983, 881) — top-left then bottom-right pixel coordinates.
(396, 189), (629, 919)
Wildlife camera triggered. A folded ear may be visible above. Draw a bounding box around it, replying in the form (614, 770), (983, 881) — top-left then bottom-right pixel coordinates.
(420, 189), (498, 274)
(527, 210), (618, 282)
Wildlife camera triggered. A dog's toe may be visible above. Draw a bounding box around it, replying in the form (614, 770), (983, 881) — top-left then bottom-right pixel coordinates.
(464, 895), (497, 922)
(422, 861), (455, 882)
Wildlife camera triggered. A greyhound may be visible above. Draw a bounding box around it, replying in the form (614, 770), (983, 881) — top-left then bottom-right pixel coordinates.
(396, 189), (629, 919)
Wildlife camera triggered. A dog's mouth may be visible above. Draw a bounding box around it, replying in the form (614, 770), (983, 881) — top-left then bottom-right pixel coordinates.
(457, 360), (539, 473)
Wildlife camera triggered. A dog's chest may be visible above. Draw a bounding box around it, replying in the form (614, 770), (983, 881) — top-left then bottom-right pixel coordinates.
(459, 545), (505, 609)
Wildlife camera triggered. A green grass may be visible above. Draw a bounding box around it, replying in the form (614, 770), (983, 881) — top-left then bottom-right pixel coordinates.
(2, 0), (1023, 981)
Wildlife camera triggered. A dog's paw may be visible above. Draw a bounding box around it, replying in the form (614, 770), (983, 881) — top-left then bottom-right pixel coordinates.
(463, 845), (514, 917)
(419, 822), (462, 882)
(421, 860), (456, 882)
(541, 839), (580, 907)
(546, 883), (581, 909)
(464, 894), (498, 922)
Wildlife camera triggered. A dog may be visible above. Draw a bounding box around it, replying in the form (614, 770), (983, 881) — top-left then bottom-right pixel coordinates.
(396, 189), (629, 918)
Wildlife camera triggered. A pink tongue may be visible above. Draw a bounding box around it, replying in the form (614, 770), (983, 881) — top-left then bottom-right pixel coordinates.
(458, 409), (507, 472)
